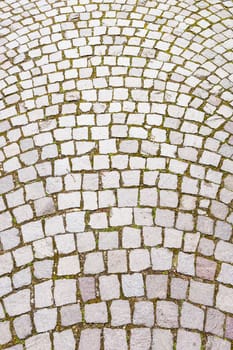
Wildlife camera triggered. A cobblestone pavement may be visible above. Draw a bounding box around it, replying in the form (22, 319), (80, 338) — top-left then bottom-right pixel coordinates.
(0, 0), (233, 348)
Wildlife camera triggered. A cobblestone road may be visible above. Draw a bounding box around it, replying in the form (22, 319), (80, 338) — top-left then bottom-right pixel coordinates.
(0, 0), (233, 349)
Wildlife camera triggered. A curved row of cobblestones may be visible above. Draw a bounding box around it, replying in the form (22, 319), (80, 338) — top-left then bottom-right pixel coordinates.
(0, 0), (233, 349)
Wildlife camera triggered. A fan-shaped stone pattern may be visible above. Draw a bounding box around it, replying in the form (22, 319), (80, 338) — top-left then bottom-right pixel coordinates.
(0, 0), (233, 348)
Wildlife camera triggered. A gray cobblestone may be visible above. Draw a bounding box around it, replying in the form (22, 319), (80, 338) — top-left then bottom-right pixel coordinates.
(0, 321), (11, 345)
(130, 328), (151, 350)
(108, 250), (127, 273)
(99, 275), (120, 300)
(205, 308), (225, 337)
(25, 333), (51, 350)
(54, 279), (76, 306)
(181, 302), (204, 331)
(176, 329), (201, 350)
(146, 274), (168, 299)
(206, 336), (231, 350)
(4, 289), (31, 316)
(34, 308), (57, 332)
(57, 255), (80, 275)
(61, 304), (82, 326)
(156, 301), (178, 328)
(34, 260), (53, 279)
(84, 252), (105, 274)
(151, 248), (173, 270)
(78, 329), (101, 350)
(104, 329), (127, 350)
(122, 273), (144, 297)
(177, 252), (195, 276)
(0, 253), (13, 276)
(110, 300), (131, 326)
(152, 329), (173, 350)
(133, 301), (154, 327)
(189, 280), (214, 306)
(53, 330), (75, 350)
(79, 277), (96, 302)
(13, 268), (31, 289)
(35, 280), (53, 308)
(85, 302), (108, 323)
(130, 249), (150, 271)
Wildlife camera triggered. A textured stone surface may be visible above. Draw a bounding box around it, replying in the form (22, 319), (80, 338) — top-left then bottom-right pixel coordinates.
(130, 328), (151, 350)
(176, 329), (201, 350)
(156, 301), (178, 328)
(78, 329), (101, 350)
(181, 302), (204, 331)
(0, 0), (232, 347)
(152, 328), (173, 350)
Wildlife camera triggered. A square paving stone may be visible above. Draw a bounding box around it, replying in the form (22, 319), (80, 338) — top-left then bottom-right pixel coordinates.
(134, 208), (153, 226)
(152, 329), (173, 350)
(85, 302), (108, 323)
(0, 276), (12, 297)
(57, 255), (80, 275)
(99, 275), (120, 300)
(110, 208), (133, 226)
(79, 277), (96, 302)
(33, 259), (53, 279)
(34, 308), (57, 332)
(146, 274), (168, 299)
(45, 216), (65, 236)
(205, 308), (225, 337)
(0, 253), (13, 275)
(108, 250), (127, 273)
(130, 328), (151, 350)
(78, 329), (101, 350)
(21, 220), (44, 243)
(35, 280), (53, 308)
(189, 280), (215, 306)
(143, 226), (162, 246)
(130, 248), (151, 271)
(89, 212), (108, 229)
(133, 301), (154, 327)
(99, 231), (119, 250)
(103, 329), (127, 350)
(77, 232), (96, 252)
(0, 321), (11, 345)
(110, 300), (131, 326)
(206, 336), (231, 350)
(25, 333), (51, 350)
(176, 329), (201, 350)
(66, 212), (85, 232)
(181, 302), (204, 331)
(170, 277), (188, 299)
(122, 273), (144, 297)
(4, 289), (31, 316)
(13, 246), (33, 266)
(84, 252), (105, 274)
(196, 257), (216, 280)
(13, 314), (32, 339)
(151, 247), (173, 270)
(54, 279), (76, 306)
(177, 252), (195, 276)
(156, 301), (178, 328)
(55, 234), (75, 254)
(216, 284), (233, 314)
(225, 316), (233, 340)
(60, 304), (82, 326)
(122, 227), (141, 248)
(33, 237), (54, 259)
(53, 330), (75, 350)
(164, 228), (183, 248)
